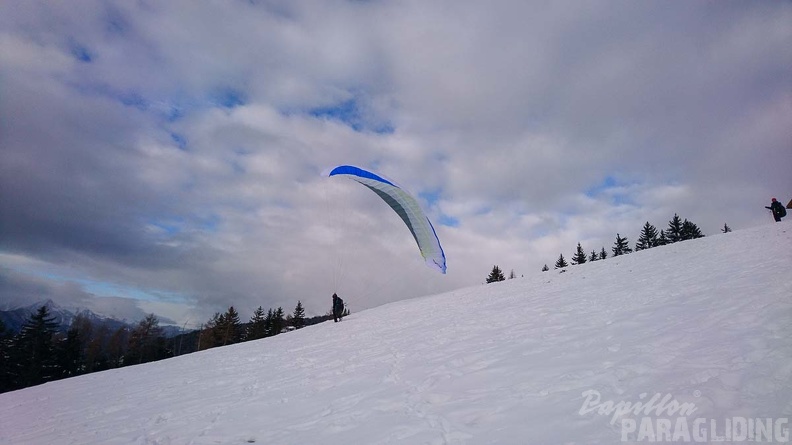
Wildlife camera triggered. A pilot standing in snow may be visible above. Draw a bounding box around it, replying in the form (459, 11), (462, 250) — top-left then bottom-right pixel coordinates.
(765, 198), (786, 222)
(332, 293), (345, 322)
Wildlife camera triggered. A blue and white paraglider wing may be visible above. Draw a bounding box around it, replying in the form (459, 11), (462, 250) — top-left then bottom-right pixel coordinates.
(328, 165), (447, 274)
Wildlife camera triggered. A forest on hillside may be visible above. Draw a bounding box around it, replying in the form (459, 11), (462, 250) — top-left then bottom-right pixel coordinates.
(0, 301), (343, 394)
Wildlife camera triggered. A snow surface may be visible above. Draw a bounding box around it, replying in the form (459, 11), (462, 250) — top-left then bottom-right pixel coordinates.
(1, 223), (790, 444)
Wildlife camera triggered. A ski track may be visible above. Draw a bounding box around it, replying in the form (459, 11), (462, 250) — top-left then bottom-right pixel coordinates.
(0, 223), (790, 444)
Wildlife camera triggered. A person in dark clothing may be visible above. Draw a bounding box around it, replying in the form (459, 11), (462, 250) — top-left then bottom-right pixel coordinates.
(332, 293), (345, 322)
(765, 198), (786, 222)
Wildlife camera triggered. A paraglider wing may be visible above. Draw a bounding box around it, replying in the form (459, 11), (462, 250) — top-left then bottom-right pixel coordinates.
(328, 165), (447, 274)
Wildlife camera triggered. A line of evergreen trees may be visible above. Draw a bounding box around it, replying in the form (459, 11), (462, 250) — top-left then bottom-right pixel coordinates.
(194, 300), (336, 351)
(544, 214), (706, 271)
(0, 300), (337, 394)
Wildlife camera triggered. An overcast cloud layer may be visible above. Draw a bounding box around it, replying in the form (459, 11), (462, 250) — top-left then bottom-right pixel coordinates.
(1, 1), (790, 326)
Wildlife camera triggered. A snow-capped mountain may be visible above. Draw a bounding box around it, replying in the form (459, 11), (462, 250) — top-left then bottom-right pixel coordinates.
(2, 300), (106, 332)
(1, 222), (790, 444)
(0, 300), (183, 337)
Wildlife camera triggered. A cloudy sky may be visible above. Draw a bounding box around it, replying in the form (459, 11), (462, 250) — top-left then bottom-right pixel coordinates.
(1, 1), (790, 327)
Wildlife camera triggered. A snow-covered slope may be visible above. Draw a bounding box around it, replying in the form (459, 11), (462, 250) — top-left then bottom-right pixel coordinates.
(1, 223), (790, 444)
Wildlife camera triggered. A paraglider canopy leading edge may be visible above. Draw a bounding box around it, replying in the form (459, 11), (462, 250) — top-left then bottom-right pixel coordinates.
(327, 165), (447, 274)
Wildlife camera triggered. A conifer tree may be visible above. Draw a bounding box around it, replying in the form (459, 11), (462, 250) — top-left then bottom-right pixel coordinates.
(571, 243), (587, 265)
(12, 305), (60, 388)
(508, 269), (517, 279)
(292, 301), (306, 329)
(541, 264), (549, 272)
(0, 319), (13, 393)
(201, 312), (225, 349)
(599, 247), (608, 260)
(66, 313), (100, 373)
(271, 307), (286, 335)
(56, 323), (85, 379)
(666, 214), (684, 243)
(246, 306), (268, 340)
(722, 223), (732, 233)
(264, 309), (275, 337)
(589, 250), (599, 262)
(612, 233), (632, 256)
(218, 306), (241, 345)
(486, 265), (506, 283)
(554, 254), (568, 269)
(657, 230), (669, 246)
(680, 219), (704, 240)
(635, 222), (659, 251)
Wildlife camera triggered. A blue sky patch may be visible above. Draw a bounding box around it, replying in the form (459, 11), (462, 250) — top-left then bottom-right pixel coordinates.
(195, 214), (221, 233)
(170, 132), (187, 150)
(15, 269), (185, 305)
(311, 99), (361, 129)
(103, 4), (130, 36)
(585, 175), (619, 197)
(370, 122), (395, 134)
(230, 159), (246, 175)
(69, 42), (93, 63)
(167, 106), (185, 122)
(119, 91), (148, 110)
(586, 175), (636, 206)
(81, 280), (158, 302)
(309, 99), (394, 134)
(148, 214), (220, 236)
(419, 190), (441, 207)
(212, 88), (247, 109)
(418, 190), (457, 226)
(149, 219), (184, 236)
(438, 214), (459, 227)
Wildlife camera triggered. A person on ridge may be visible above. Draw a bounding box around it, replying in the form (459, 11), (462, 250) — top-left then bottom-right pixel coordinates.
(332, 293), (345, 322)
(765, 198), (786, 222)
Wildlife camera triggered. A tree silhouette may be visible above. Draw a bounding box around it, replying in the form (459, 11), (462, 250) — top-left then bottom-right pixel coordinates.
(12, 305), (60, 387)
(0, 319), (14, 392)
(292, 301), (306, 329)
(219, 306), (241, 346)
(657, 230), (669, 246)
(246, 306), (267, 340)
(635, 222), (659, 251)
(554, 254), (568, 269)
(612, 233), (632, 256)
(127, 314), (166, 365)
(571, 243), (587, 265)
(486, 265), (506, 283)
(271, 307), (286, 334)
(680, 219), (704, 240)
(666, 214), (684, 243)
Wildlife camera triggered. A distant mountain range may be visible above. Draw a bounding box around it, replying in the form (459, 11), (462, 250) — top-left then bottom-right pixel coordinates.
(0, 300), (184, 338)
